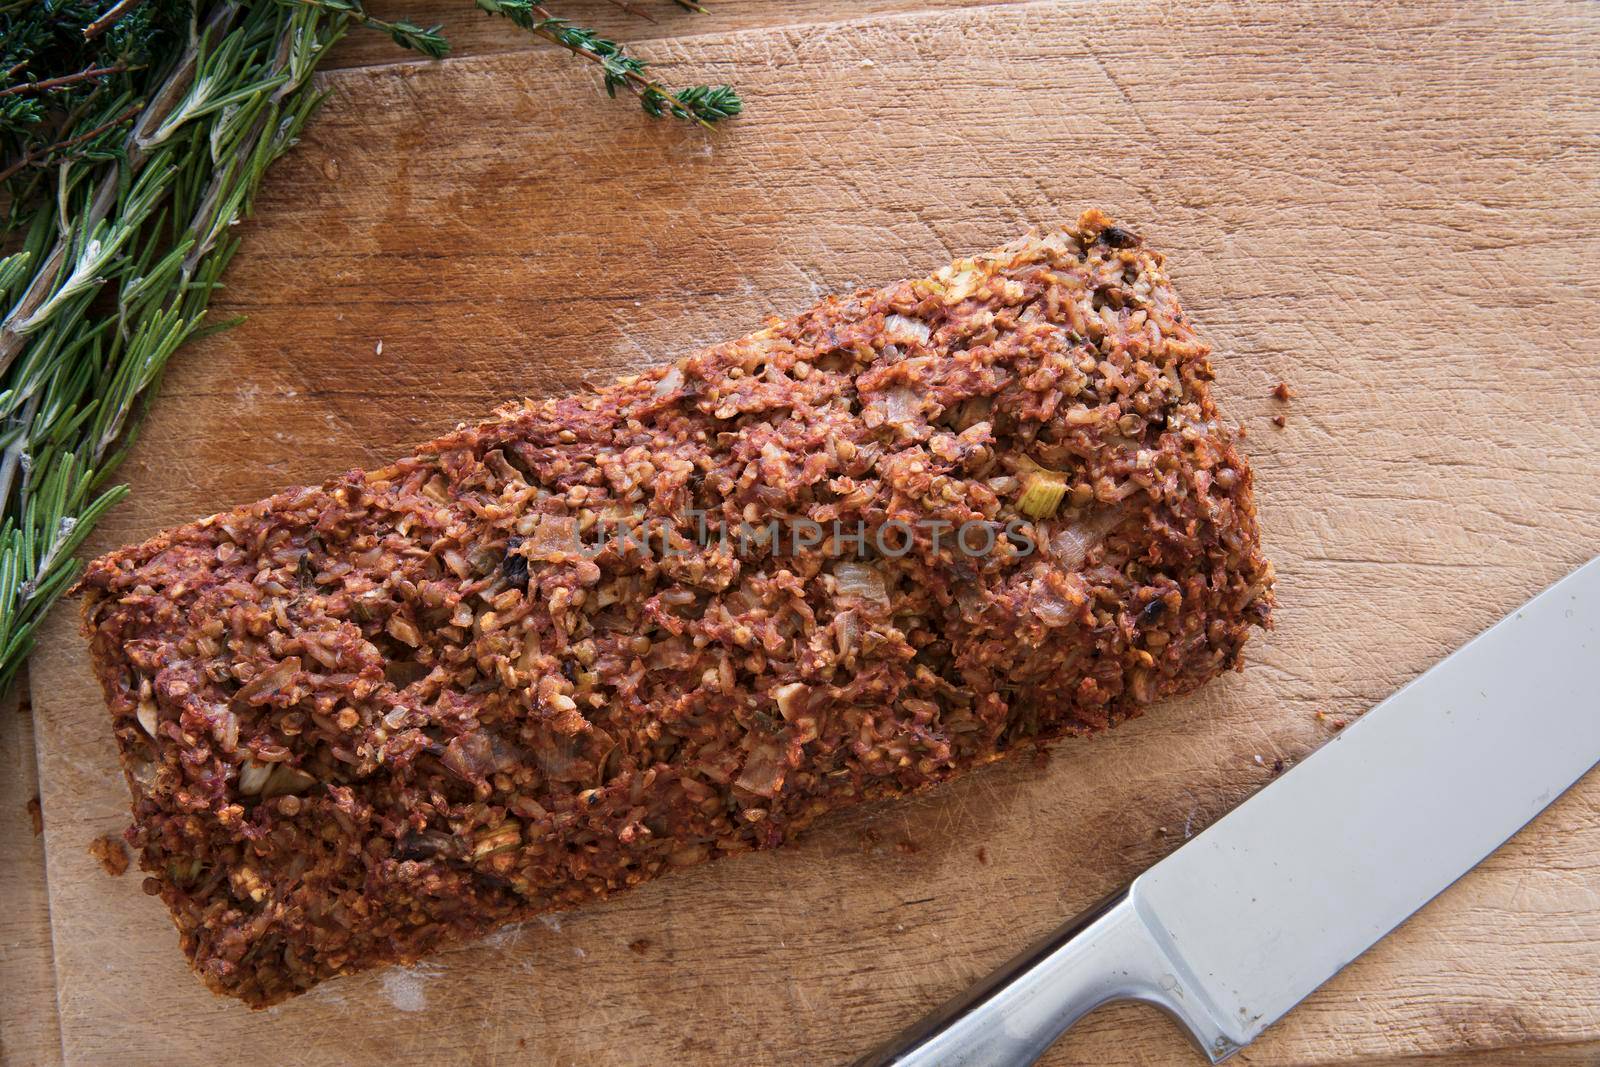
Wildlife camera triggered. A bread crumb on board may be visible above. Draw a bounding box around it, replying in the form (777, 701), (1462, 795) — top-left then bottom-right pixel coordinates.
(89, 832), (129, 876)
(1271, 381), (1294, 427)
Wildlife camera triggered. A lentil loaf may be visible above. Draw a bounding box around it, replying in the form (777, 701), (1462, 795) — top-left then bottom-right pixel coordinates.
(79, 210), (1274, 1007)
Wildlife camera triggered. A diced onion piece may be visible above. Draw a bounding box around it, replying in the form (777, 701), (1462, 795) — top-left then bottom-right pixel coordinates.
(420, 475), (451, 505)
(238, 657), (301, 703)
(440, 547), (471, 579)
(1049, 502), (1129, 569)
(1029, 574), (1085, 626)
(129, 759), (159, 795)
(385, 616), (421, 647)
(646, 637), (696, 669)
(471, 822), (522, 860)
(694, 753), (734, 785)
(1049, 523), (1095, 569)
(653, 366), (684, 398)
(260, 765), (317, 798)
(528, 515), (577, 559)
(238, 759), (273, 796)
(884, 314), (932, 345)
(833, 610), (860, 658)
(883, 386), (921, 426)
(938, 266), (982, 302)
(834, 562), (889, 608)
(1031, 591), (1077, 626)
(442, 732), (495, 782)
(136, 697), (159, 737)
(1130, 668), (1158, 704)
(510, 795), (548, 820)
(734, 739), (787, 798)
(772, 682), (809, 720)
(211, 707), (240, 752)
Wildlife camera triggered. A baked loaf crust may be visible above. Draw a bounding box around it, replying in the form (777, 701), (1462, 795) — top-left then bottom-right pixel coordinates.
(80, 211), (1273, 1006)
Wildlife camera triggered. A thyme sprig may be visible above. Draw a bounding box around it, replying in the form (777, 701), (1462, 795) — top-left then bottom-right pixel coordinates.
(300, 0), (742, 126)
(478, 1), (738, 125)
(274, 0), (449, 59)
(457, 0), (743, 123)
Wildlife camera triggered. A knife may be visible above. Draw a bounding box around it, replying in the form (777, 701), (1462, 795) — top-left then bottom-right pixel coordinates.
(857, 556), (1600, 1066)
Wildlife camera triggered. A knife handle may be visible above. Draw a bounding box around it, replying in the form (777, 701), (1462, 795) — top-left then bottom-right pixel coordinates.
(854, 887), (1245, 1067)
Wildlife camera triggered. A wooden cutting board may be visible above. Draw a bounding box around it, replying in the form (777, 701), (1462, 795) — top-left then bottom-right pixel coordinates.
(25, 2), (1600, 1064)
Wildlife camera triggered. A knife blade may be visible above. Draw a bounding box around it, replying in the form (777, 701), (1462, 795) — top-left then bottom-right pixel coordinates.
(858, 556), (1600, 1066)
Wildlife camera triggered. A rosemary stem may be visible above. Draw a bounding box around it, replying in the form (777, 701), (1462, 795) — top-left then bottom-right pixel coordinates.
(0, 391), (40, 521)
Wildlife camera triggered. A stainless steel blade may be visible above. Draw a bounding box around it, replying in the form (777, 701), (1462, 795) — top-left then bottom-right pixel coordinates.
(1135, 555), (1600, 1053)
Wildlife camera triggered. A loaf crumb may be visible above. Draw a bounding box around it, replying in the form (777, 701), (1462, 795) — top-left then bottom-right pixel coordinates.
(89, 832), (129, 876)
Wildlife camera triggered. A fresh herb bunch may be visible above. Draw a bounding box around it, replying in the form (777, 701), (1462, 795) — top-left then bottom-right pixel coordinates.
(0, 0), (740, 694)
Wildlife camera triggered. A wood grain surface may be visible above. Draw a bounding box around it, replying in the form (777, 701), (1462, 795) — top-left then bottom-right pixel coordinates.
(0, 681), (64, 1067)
(19, 1), (1600, 1064)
